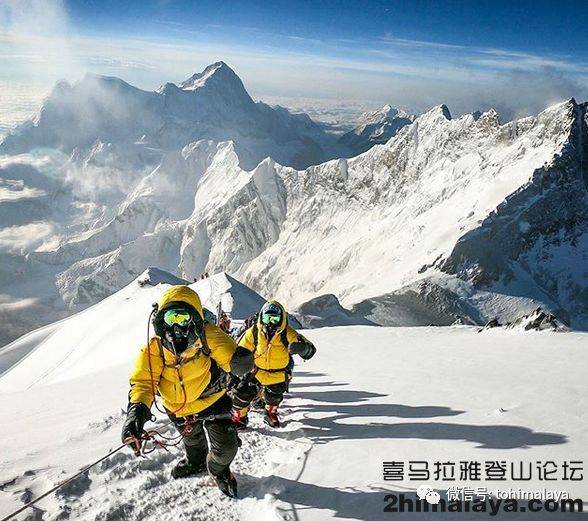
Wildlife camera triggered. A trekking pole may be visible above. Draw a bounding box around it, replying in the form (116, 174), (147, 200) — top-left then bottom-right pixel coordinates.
(0, 443), (127, 521)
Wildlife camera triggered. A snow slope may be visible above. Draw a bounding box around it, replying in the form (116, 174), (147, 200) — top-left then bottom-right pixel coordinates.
(0, 269), (266, 379)
(0, 275), (587, 520)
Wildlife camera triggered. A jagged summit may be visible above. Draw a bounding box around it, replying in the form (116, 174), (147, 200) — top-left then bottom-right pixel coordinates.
(339, 103), (414, 154)
(0, 61), (343, 170)
(439, 103), (452, 119)
(179, 61), (243, 91)
(421, 103), (452, 121)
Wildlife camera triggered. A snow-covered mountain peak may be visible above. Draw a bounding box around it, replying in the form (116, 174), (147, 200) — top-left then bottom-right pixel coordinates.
(356, 104), (411, 125)
(475, 108), (500, 126)
(79, 72), (136, 89)
(357, 104), (396, 124)
(338, 104), (414, 154)
(136, 267), (189, 287)
(0, 61), (349, 170)
(171, 61), (256, 112)
(190, 271), (269, 320)
(178, 61), (241, 91)
(420, 103), (452, 123)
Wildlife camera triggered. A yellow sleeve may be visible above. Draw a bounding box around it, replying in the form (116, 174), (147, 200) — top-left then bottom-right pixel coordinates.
(237, 327), (256, 352)
(285, 326), (301, 344)
(129, 338), (163, 407)
(204, 323), (237, 372)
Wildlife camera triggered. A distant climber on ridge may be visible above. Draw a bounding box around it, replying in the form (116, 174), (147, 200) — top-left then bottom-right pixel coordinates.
(121, 285), (254, 497)
(231, 301), (316, 428)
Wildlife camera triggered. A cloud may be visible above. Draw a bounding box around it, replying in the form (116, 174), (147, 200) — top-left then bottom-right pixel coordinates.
(0, 222), (57, 254)
(0, 1), (587, 127)
(481, 67), (588, 120)
(0, 0), (84, 82)
(379, 35), (470, 52)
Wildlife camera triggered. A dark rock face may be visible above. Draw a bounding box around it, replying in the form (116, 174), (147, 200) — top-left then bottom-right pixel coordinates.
(351, 280), (481, 327)
(478, 308), (568, 332)
(294, 293), (375, 328)
(507, 308), (568, 331)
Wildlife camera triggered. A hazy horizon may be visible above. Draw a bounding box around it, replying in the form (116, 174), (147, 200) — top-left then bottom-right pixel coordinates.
(1, 0), (588, 133)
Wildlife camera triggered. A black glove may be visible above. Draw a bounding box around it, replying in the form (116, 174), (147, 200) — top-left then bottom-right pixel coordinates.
(289, 340), (316, 360)
(230, 346), (254, 377)
(122, 402), (151, 455)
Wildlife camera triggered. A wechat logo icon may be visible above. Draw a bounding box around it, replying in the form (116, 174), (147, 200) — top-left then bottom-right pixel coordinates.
(417, 485), (441, 505)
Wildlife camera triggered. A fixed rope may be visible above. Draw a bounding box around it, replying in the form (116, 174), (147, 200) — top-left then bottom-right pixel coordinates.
(0, 426), (184, 521)
(0, 444), (127, 521)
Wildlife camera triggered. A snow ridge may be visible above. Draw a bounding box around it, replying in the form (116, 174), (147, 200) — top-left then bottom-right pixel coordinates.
(1, 98), (587, 347)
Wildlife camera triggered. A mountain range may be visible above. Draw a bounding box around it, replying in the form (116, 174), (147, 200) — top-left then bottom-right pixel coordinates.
(0, 61), (587, 346)
(0, 61), (347, 171)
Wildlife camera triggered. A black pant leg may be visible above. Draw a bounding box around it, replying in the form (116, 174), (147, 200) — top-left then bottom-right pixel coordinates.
(200, 394), (239, 476)
(204, 419), (239, 477)
(170, 417), (208, 466)
(263, 380), (288, 406)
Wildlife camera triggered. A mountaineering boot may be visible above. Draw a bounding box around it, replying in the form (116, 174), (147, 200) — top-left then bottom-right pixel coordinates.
(213, 469), (238, 498)
(231, 407), (249, 431)
(171, 458), (207, 479)
(264, 405), (280, 428)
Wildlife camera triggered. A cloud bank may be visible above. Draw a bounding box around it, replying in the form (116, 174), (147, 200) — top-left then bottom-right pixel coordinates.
(1, 0), (587, 126)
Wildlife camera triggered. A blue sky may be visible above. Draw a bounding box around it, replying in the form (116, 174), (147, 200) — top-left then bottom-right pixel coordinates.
(1, 0), (588, 122)
(66, 0), (588, 56)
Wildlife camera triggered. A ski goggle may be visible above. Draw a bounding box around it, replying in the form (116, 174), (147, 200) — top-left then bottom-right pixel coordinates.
(261, 313), (281, 325)
(163, 308), (193, 327)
